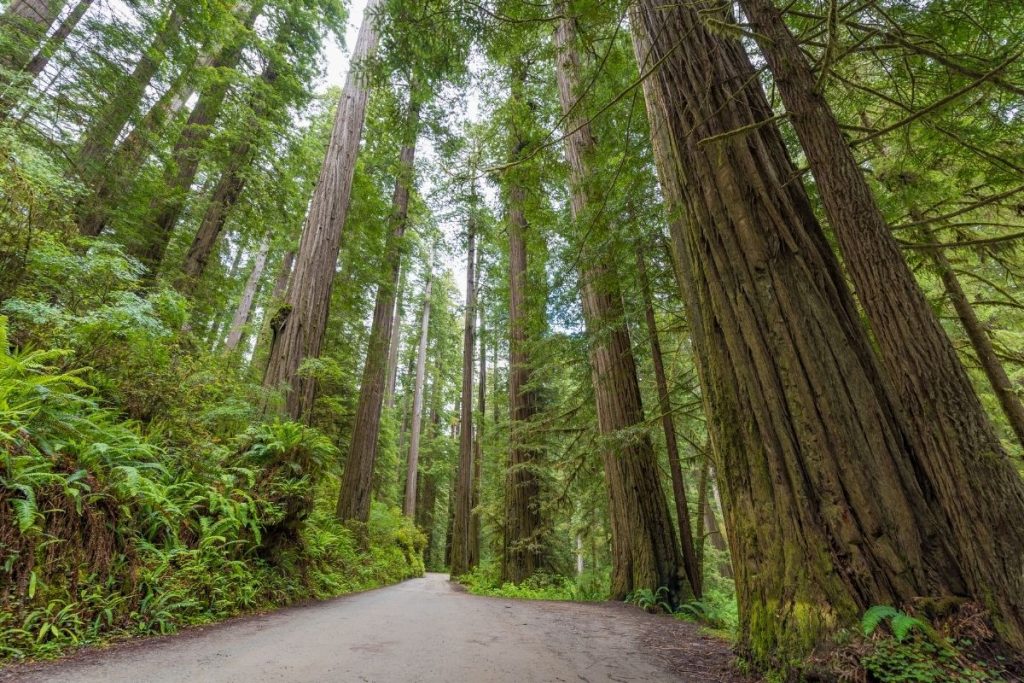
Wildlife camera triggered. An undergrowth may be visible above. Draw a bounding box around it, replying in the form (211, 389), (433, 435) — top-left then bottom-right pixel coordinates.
(459, 562), (609, 602)
(0, 285), (425, 663)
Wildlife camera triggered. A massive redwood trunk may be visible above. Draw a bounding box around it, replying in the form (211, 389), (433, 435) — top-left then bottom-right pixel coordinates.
(739, 0), (1024, 646)
(449, 213), (477, 577)
(630, 0), (970, 665)
(555, 10), (684, 604)
(262, 0), (384, 420)
(75, 6), (184, 235)
(635, 246), (701, 598)
(501, 63), (544, 584)
(403, 269), (432, 517)
(336, 100), (420, 523)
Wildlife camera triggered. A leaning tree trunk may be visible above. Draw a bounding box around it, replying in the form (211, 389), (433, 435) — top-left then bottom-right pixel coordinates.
(75, 5), (183, 235)
(739, 0), (1024, 646)
(449, 213), (477, 578)
(555, 10), (684, 604)
(403, 271), (431, 517)
(384, 263), (405, 409)
(337, 100), (420, 524)
(0, 0), (64, 74)
(224, 237), (269, 352)
(635, 246), (701, 598)
(262, 0), (384, 420)
(23, 0), (91, 78)
(630, 1), (970, 666)
(501, 62), (544, 584)
(931, 249), (1024, 447)
(136, 3), (262, 277)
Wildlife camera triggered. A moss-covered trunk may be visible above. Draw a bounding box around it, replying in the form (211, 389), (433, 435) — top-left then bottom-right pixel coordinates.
(631, 0), (968, 666)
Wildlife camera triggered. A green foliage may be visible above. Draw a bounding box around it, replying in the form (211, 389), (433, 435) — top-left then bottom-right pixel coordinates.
(459, 564), (607, 602)
(0, 317), (424, 663)
(626, 586), (672, 614)
(857, 606), (1006, 682)
(673, 585), (739, 635)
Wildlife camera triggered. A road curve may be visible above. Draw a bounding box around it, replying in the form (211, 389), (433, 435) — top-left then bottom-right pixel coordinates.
(1, 573), (740, 682)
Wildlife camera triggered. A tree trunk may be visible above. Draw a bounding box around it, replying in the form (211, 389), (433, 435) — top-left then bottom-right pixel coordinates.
(701, 462), (733, 580)
(262, 0), (383, 420)
(403, 271), (432, 517)
(555, 9), (684, 604)
(635, 246), (701, 598)
(470, 283), (485, 568)
(931, 250), (1024, 446)
(224, 237), (269, 351)
(0, 0), (64, 74)
(337, 100), (419, 523)
(271, 250), (294, 301)
(75, 5), (184, 235)
(630, 1), (969, 664)
(501, 63), (544, 585)
(23, 0), (91, 78)
(384, 262), (405, 410)
(449, 213), (477, 577)
(740, 0), (1024, 646)
(136, 3), (262, 276)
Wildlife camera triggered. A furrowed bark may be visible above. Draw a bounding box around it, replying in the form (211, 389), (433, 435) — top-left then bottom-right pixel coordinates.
(555, 8), (684, 604)
(740, 0), (1024, 646)
(336, 100), (420, 523)
(631, 0), (968, 665)
(262, 0), (384, 420)
(449, 212), (477, 577)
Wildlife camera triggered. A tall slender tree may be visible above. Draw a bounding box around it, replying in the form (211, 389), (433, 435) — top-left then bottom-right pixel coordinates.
(135, 2), (263, 275)
(501, 61), (544, 583)
(450, 209), (477, 578)
(75, 4), (185, 235)
(262, 0), (384, 419)
(555, 9), (684, 603)
(403, 266), (432, 517)
(337, 96), (421, 523)
(635, 245), (700, 598)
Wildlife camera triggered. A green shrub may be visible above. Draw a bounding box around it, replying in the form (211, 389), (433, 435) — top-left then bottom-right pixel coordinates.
(0, 318), (425, 663)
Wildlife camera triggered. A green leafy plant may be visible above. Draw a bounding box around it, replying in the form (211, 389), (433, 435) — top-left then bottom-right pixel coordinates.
(626, 586), (672, 613)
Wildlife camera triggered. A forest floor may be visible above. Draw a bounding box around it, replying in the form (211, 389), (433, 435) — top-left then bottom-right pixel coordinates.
(0, 572), (748, 682)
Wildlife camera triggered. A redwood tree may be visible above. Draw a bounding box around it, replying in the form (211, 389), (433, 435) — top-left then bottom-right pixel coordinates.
(631, 0), (971, 664)
(262, 0), (384, 420)
(555, 9), (684, 604)
(337, 98), (420, 524)
(449, 210), (477, 577)
(738, 0), (1024, 645)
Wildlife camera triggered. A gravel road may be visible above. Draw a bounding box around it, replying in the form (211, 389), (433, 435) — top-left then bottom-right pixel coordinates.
(0, 573), (742, 682)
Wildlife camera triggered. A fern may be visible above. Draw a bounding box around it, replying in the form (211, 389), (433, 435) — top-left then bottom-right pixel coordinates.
(862, 604), (928, 642)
